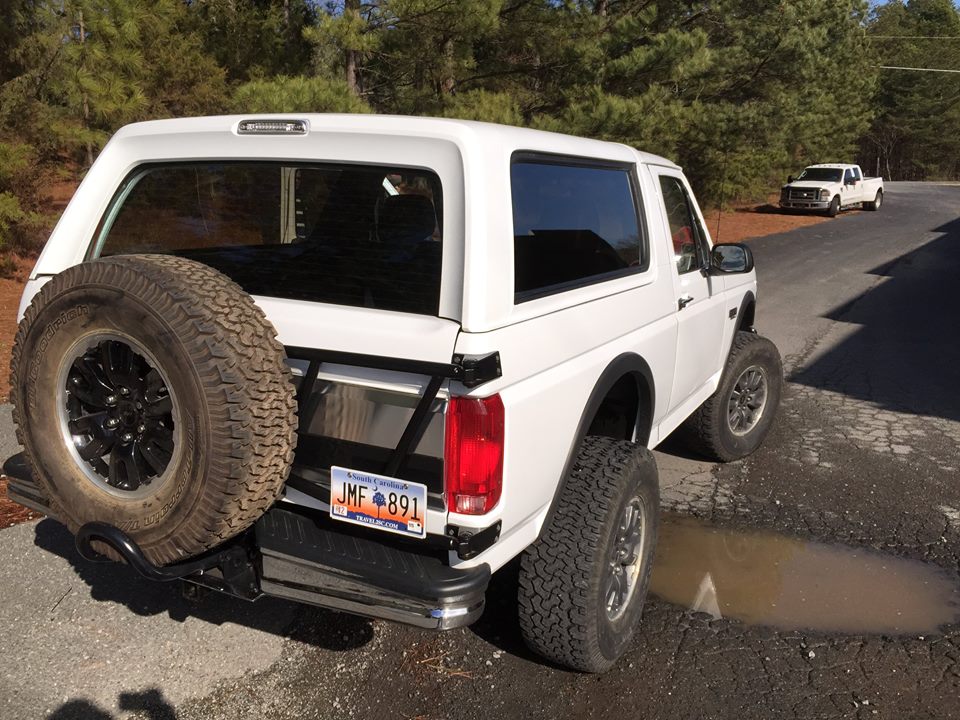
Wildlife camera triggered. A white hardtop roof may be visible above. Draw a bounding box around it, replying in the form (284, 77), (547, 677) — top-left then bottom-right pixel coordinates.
(805, 163), (857, 169)
(112, 113), (679, 168)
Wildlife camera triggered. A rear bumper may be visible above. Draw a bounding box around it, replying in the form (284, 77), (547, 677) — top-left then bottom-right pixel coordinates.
(256, 507), (489, 629)
(5, 455), (490, 631)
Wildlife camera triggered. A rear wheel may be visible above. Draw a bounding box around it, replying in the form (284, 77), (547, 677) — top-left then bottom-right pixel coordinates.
(11, 254), (298, 565)
(518, 436), (659, 672)
(865, 189), (883, 211)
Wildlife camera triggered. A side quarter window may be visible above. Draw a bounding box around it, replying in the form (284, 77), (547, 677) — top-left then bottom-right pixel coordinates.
(658, 175), (709, 275)
(511, 156), (647, 302)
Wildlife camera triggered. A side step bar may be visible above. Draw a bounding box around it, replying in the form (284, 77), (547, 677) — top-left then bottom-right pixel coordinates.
(256, 507), (490, 630)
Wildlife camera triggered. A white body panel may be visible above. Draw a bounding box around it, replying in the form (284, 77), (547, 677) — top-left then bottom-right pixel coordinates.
(22, 114), (758, 573)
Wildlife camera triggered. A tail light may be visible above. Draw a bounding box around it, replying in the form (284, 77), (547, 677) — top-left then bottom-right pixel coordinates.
(444, 394), (504, 515)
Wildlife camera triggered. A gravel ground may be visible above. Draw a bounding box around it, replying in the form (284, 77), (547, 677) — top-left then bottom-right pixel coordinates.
(1, 182), (958, 719)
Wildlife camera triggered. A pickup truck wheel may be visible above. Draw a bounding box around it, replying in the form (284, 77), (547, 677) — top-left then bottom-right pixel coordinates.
(517, 436), (659, 673)
(679, 331), (783, 462)
(10, 254), (298, 565)
(865, 189), (882, 211)
(826, 196), (840, 217)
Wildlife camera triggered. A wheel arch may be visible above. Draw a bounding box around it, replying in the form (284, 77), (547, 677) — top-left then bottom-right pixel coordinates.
(736, 291), (756, 334)
(538, 353), (655, 537)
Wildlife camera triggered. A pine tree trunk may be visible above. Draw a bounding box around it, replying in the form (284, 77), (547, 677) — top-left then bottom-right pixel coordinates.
(440, 37), (455, 95)
(346, 50), (359, 96)
(78, 8), (93, 168)
(595, 0), (609, 16)
(345, 0), (360, 97)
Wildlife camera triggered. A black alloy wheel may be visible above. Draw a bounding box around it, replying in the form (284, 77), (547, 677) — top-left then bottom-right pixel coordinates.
(60, 335), (178, 497)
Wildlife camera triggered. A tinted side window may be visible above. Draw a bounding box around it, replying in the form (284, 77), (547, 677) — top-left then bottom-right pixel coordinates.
(659, 175), (708, 275)
(512, 159), (644, 301)
(93, 162), (443, 316)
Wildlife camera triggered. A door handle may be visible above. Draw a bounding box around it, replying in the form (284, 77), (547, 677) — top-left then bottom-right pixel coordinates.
(678, 294), (694, 310)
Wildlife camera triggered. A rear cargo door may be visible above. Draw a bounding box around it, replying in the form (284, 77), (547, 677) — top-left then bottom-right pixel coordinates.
(87, 157), (465, 537)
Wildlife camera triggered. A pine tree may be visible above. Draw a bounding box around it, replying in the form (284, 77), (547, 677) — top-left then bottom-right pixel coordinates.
(867, 0), (960, 180)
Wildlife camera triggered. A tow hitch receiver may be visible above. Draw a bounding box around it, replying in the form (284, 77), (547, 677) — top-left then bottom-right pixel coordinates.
(75, 522), (261, 600)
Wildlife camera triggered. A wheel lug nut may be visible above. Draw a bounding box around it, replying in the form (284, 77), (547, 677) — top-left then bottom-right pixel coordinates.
(119, 387), (130, 396)
(106, 395), (118, 405)
(120, 432), (134, 443)
(137, 424), (146, 433)
(105, 418), (119, 428)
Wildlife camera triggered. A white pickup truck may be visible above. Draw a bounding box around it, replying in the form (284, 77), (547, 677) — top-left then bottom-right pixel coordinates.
(9, 114), (782, 673)
(779, 163), (883, 216)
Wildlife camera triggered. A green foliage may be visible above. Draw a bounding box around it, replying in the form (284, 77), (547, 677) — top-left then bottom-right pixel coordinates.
(230, 75), (371, 113)
(867, 0), (960, 179)
(442, 90), (523, 125)
(0, 141), (49, 254)
(0, 0), (949, 237)
(193, 0), (316, 82)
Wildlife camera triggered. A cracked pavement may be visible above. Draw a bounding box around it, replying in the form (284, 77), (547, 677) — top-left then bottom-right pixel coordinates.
(2, 182), (959, 719)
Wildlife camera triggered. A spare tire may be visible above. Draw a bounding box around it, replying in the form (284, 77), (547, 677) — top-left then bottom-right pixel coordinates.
(10, 254), (298, 566)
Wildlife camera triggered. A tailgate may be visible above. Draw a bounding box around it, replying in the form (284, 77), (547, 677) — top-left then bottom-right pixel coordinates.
(256, 297), (463, 537)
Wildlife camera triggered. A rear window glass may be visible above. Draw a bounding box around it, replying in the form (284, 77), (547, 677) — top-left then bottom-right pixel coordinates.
(511, 158), (645, 301)
(93, 162), (443, 315)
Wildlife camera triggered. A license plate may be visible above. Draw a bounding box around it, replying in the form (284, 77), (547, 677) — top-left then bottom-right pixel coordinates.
(329, 466), (427, 539)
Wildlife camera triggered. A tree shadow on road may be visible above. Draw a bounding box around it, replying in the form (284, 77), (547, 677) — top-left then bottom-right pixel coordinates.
(28, 515), (374, 652)
(789, 217), (960, 422)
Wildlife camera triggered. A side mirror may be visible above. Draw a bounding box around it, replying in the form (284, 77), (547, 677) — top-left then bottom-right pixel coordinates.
(787, 175), (795, 184)
(710, 243), (754, 274)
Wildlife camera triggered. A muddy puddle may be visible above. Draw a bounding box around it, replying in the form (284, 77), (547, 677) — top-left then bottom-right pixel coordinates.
(649, 515), (960, 635)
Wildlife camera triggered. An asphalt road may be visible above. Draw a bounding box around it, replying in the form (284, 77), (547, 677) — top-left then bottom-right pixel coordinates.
(2, 182), (959, 719)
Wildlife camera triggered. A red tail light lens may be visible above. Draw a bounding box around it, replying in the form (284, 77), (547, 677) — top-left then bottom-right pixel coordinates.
(444, 394), (504, 515)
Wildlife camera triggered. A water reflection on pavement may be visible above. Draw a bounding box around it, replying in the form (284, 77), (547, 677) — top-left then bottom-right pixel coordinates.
(651, 514), (960, 635)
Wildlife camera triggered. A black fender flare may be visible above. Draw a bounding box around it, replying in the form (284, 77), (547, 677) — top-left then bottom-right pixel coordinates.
(538, 352), (656, 537)
(735, 290), (756, 334)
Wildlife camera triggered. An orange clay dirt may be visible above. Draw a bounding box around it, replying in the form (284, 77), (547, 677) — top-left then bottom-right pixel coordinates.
(0, 197), (834, 527)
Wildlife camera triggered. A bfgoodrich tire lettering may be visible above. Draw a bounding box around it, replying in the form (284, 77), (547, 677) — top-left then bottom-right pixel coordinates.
(517, 436), (659, 672)
(10, 254), (298, 565)
(680, 331), (783, 462)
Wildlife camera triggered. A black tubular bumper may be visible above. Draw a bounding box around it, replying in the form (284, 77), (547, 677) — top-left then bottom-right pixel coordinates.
(70, 505), (489, 631)
(256, 507), (490, 629)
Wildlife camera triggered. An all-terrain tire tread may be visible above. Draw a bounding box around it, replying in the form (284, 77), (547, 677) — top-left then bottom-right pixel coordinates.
(517, 436), (658, 673)
(10, 254), (298, 565)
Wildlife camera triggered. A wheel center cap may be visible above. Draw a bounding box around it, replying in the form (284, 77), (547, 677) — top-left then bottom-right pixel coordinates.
(118, 401), (141, 426)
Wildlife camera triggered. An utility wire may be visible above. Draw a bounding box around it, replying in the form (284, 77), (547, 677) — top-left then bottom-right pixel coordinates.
(878, 65), (960, 73)
(868, 35), (960, 39)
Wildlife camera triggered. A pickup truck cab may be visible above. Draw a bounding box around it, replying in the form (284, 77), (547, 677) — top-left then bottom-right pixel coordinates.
(780, 163), (883, 216)
(9, 114), (782, 673)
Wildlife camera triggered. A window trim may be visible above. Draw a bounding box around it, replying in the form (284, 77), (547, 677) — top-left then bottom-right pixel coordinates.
(509, 150), (650, 305)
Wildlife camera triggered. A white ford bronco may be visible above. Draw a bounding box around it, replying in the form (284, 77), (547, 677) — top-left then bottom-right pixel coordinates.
(9, 114), (782, 672)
